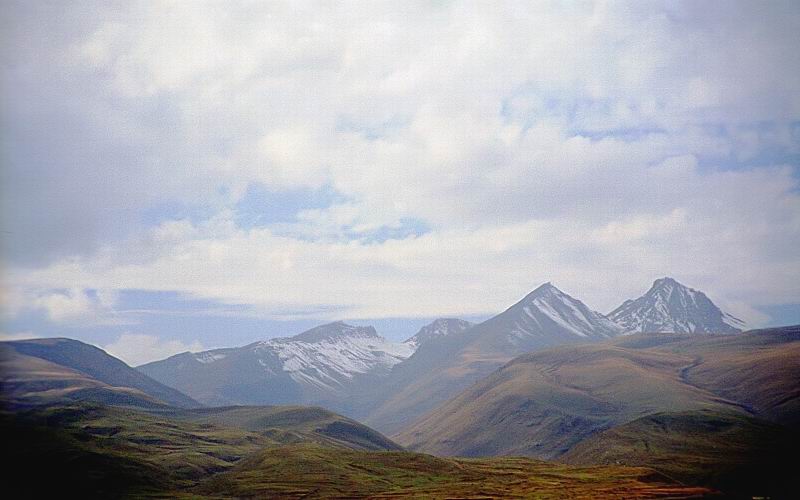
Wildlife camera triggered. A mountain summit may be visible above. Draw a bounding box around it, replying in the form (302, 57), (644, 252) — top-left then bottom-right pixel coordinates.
(139, 322), (413, 407)
(404, 318), (474, 349)
(609, 277), (745, 334)
(290, 321), (381, 343)
(496, 282), (623, 345)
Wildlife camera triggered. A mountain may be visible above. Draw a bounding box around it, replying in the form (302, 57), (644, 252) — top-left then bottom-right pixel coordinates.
(139, 321), (414, 408)
(395, 326), (800, 461)
(462, 282), (622, 356)
(403, 318), (474, 349)
(0, 338), (199, 408)
(363, 283), (623, 433)
(609, 277), (745, 334)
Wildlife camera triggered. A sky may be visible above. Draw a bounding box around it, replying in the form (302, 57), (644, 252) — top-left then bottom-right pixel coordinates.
(1, 0), (799, 366)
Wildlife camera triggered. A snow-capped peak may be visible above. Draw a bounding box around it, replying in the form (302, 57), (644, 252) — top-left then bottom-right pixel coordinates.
(502, 282), (622, 341)
(404, 318), (474, 349)
(248, 322), (414, 392)
(289, 321), (380, 343)
(609, 277), (744, 334)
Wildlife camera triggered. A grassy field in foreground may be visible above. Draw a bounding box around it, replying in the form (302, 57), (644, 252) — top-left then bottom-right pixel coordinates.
(192, 444), (713, 499)
(3, 403), (713, 499)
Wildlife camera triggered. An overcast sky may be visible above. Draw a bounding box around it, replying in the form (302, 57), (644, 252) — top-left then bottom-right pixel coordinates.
(2, 1), (799, 365)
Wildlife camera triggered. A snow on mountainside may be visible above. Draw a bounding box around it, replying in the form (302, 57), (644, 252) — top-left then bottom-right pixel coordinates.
(138, 321), (418, 407)
(252, 322), (414, 390)
(404, 318), (474, 349)
(503, 282), (622, 344)
(609, 277), (745, 334)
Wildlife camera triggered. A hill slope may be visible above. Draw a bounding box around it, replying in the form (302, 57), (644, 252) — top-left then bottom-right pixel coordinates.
(163, 405), (402, 451)
(560, 409), (797, 498)
(193, 444), (710, 499)
(0, 338), (199, 408)
(396, 326), (800, 459)
(3, 401), (709, 498)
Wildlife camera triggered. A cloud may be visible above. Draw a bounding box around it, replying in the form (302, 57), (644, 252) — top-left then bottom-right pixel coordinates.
(0, 331), (40, 342)
(1, 1), (799, 330)
(19, 288), (121, 325)
(102, 333), (203, 367)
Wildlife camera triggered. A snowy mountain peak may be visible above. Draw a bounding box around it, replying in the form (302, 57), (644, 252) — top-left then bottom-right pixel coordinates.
(525, 281), (558, 298)
(404, 318), (474, 349)
(501, 282), (622, 341)
(289, 321), (379, 343)
(609, 277), (745, 334)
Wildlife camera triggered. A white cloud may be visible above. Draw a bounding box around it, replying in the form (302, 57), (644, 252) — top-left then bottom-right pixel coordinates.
(23, 288), (121, 325)
(2, 1), (799, 329)
(103, 333), (203, 367)
(0, 331), (40, 342)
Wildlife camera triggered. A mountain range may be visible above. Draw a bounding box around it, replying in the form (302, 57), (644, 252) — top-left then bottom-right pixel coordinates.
(1, 326), (713, 498)
(3, 276), (796, 497)
(139, 277), (746, 433)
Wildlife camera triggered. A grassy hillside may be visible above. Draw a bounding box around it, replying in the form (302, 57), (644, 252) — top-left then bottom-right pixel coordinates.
(0, 349), (173, 409)
(612, 326), (800, 424)
(1, 338), (199, 408)
(395, 343), (738, 458)
(193, 444), (712, 499)
(561, 410), (798, 498)
(396, 326), (800, 460)
(3, 403), (711, 498)
(161, 405), (402, 451)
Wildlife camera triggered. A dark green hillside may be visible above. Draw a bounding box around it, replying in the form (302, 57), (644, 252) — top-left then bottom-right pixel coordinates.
(162, 405), (402, 451)
(561, 410), (797, 498)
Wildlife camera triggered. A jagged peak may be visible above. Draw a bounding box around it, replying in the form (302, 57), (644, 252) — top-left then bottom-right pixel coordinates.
(611, 277), (743, 334)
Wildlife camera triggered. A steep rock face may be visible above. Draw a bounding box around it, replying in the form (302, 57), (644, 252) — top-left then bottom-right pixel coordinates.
(139, 322), (414, 407)
(610, 277), (744, 334)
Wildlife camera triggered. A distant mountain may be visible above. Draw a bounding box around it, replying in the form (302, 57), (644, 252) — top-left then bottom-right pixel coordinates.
(395, 325), (800, 459)
(467, 282), (621, 355)
(403, 318), (474, 349)
(609, 277), (745, 334)
(0, 338), (199, 408)
(363, 283), (623, 433)
(138, 321), (414, 407)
